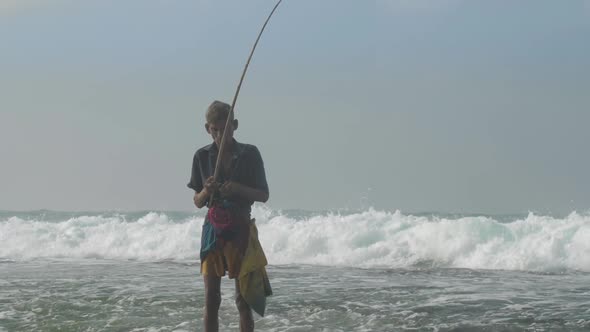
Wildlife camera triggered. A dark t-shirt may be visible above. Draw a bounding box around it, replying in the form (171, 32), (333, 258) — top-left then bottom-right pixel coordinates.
(187, 139), (269, 215)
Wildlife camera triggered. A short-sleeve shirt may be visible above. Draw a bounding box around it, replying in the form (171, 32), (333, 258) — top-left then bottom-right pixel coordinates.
(187, 139), (269, 216)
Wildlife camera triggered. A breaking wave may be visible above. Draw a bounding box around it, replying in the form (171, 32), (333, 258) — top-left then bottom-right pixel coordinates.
(2, 207), (590, 272)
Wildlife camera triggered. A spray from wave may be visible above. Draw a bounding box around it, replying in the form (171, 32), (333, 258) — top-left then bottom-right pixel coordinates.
(1, 207), (589, 272)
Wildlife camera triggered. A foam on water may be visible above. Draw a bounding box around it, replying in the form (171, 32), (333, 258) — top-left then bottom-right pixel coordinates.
(1, 207), (590, 272)
(0, 212), (201, 261)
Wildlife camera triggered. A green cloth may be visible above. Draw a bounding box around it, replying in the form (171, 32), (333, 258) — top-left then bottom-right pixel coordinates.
(238, 222), (272, 316)
(199, 216), (217, 262)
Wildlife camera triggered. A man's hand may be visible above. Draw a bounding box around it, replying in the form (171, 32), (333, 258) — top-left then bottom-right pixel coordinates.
(219, 181), (241, 197)
(193, 177), (220, 208)
(218, 181), (269, 203)
(203, 176), (219, 195)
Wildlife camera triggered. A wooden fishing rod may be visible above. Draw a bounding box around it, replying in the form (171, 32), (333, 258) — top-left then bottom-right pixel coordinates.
(209, 0), (284, 207)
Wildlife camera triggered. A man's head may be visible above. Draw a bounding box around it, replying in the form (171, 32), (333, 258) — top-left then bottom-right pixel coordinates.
(205, 100), (238, 147)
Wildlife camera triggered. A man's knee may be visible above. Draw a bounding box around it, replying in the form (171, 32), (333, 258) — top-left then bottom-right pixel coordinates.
(235, 294), (250, 312)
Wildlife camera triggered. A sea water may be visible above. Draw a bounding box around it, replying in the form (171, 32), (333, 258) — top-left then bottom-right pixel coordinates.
(1, 208), (589, 331)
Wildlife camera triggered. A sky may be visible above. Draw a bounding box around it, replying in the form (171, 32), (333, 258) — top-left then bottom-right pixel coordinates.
(1, 0), (589, 214)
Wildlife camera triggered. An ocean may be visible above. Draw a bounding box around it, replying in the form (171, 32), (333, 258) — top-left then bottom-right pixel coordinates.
(1, 207), (589, 331)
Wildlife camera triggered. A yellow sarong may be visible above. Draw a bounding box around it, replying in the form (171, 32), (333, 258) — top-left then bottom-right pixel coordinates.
(201, 221), (272, 316)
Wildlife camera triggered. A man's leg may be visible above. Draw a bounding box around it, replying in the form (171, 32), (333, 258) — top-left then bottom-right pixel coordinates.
(235, 279), (254, 332)
(204, 274), (222, 332)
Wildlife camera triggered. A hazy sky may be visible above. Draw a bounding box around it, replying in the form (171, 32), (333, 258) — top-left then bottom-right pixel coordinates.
(1, 0), (589, 214)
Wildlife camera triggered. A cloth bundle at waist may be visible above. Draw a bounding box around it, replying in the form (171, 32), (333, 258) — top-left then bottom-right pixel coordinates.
(207, 205), (250, 239)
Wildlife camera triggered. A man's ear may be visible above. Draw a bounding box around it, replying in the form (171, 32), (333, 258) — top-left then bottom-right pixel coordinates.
(233, 119), (239, 130)
(205, 123), (211, 134)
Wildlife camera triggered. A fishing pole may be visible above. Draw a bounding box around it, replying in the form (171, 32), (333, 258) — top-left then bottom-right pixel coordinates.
(209, 0), (284, 207)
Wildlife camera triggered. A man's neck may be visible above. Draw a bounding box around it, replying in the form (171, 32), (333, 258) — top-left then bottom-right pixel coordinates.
(215, 138), (235, 154)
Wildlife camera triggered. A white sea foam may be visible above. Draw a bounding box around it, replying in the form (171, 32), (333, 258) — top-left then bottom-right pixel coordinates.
(0, 212), (201, 261)
(1, 207), (590, 272)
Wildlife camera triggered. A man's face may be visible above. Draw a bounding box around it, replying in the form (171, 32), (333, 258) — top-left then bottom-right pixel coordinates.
(206, 119), (235, 147)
